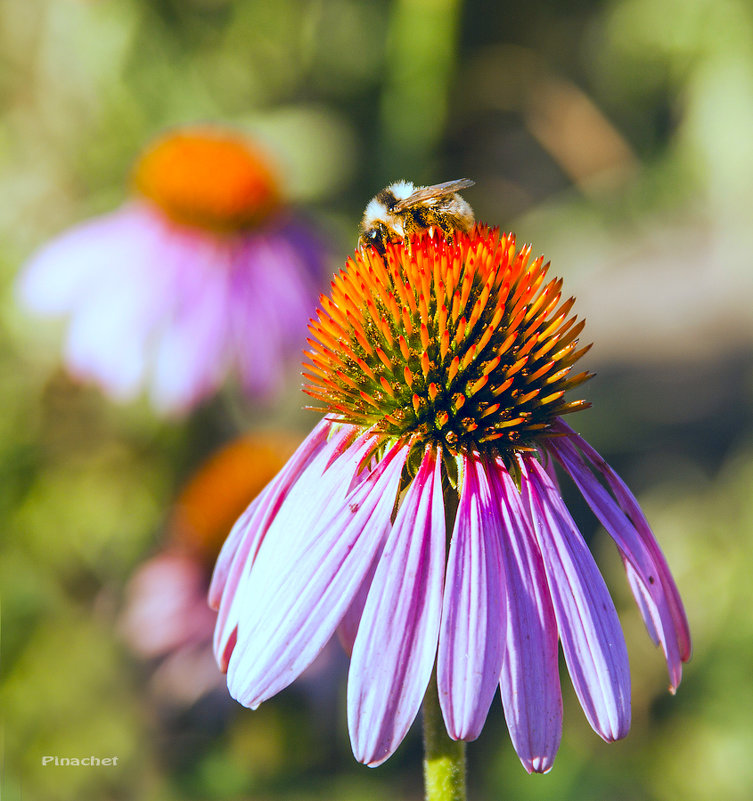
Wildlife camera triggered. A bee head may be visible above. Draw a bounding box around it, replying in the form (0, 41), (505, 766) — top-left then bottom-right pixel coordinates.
(358, 221), (390, 255)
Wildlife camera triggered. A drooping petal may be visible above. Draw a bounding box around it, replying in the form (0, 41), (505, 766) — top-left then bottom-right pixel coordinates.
(208, 418), (333, 608)
(554, 421), (691, 665)
(226, 436), (408, 708)
(488, 461), (562, 774)
(17, 206), (150, 314)
(337, 551), (381, 657)
(210, 419), (343, 669)
(348, 449), (446, 767)
(150, 244), (231, 414)
(521, 456), (631, 742)
(231, 231), (319, 396)
(121, 552), (217, 658)
(548, 430), (686, 689)
(61, 236), (172, 399)
(437, 455), (506, 742)
(211, 497), (260, 671)
(24, 205), (175, 400)
(624, 558), (661, 645)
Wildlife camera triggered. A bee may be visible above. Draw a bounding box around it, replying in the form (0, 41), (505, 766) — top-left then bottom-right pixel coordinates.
(358, 178), (475, 254)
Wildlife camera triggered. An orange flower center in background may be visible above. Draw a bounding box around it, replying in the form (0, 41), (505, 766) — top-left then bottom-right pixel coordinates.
(304, 227), (592, 462)
(132, 128), (282, 232)
(169, 433), (300, 563)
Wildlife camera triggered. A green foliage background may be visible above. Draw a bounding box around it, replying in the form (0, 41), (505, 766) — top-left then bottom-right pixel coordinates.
(2, 0), (753, 799)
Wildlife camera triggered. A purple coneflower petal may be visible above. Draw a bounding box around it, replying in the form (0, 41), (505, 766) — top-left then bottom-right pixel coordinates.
(229, 230), (319, 397)
(337, 551), (381, 657)
(348, 449), (446, 767)
(223, 426), (361, 681)
(209, 420), (335, 669)
(23, 206), (173, 399)
(226, 435), (408, 709)
(63, 251), (171, 399)
(17, 208), (147, 314)
(548, 430), (687, 689)
(150, 253), (230, 414)
(552, 421), (691, 657)
(18, 192), (328, 414)
(488, 461), (563, 774)
(437, 455), (506, 742)
(208, 418), (333, 608)
(560, 423), (691, 665)
(522, 457), (631, 742)
(230, 243), (291, 395)
(623, 559), (661, 645)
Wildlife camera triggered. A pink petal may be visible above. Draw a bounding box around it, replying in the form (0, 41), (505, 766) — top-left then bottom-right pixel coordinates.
(210, 419), (341, 670)
(553, 420), (691, 665)
(208, 499), (257, 611)
(348, 449), (446, 767)
(522, 457), (631, 742)
(488, 461), (562, 774)
(17, 206), (151, 314)
(62, 252), (169, 399)
(209, 418), (335, 604)
(121, 552), (215, 658)
(337, 551), (381, 657)
(548, 431), (686, 689)
(150, 268), (229, 414)
(23, 205), (175, 400)
(624, 558), (661, 645)
(230, 233), (318, 396)
(437, 455), (506, 742)
(226, 436), (408, 708)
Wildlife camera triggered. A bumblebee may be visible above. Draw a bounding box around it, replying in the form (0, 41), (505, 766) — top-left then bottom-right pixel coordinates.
(358, 179), (475, 254)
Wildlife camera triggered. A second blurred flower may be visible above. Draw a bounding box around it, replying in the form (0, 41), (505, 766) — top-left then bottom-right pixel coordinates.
(120, 432), (299, 706)
(18, 126), (330, 415)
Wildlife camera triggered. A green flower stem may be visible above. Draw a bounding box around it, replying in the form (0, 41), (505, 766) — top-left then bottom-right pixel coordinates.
(423, 671), (466, 801)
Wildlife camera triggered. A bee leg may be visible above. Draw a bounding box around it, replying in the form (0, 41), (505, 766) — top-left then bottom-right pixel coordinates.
(402, 212), (424, 239)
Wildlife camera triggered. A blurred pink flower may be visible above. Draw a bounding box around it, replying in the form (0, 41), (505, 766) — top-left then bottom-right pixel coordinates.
(121, 432), (301, 705)
(209, 229), (691, 770)
(122, 552), (217, 661)
(17, 127), (329, 415)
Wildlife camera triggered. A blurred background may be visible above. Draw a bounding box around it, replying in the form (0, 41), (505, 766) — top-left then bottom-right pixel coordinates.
(2, 0), (752, 799)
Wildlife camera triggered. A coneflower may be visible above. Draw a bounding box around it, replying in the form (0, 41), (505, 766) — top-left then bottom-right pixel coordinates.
(17, 126), (328, 414)
(210, 226), (690, 780)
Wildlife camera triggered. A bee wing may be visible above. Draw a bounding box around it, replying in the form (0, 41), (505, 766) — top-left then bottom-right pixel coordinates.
(393, 179), (475, 211)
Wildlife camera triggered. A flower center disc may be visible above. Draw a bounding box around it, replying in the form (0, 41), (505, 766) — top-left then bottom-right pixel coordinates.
(303, 227), (593, 460)
(132, 128), (281, 232)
